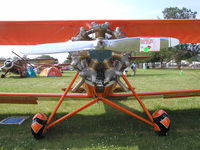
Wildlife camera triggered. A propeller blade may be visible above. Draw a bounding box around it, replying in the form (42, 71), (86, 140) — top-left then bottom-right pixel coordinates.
(21, 40), (94, 55)
(105, 37), (140, 51)
(21, 37), (180, 55)
(105, 37), (180, 52)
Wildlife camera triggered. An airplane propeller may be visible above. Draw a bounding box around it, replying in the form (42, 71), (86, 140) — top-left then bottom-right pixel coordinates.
(0, 59), (14, 71)
(21, 37), (180, 55)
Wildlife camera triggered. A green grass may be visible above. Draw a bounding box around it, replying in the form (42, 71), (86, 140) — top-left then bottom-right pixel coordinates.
(0, 69), (200, 150)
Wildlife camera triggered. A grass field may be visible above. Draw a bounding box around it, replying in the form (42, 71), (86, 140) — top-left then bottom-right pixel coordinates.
(0, 69), (200, 150)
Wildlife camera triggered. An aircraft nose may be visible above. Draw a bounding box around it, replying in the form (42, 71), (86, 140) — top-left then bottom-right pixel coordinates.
(94, 39), (106, 49)
(4, 60), (13, 67)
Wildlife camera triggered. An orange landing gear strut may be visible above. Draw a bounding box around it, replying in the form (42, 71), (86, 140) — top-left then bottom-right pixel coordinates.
(31, 73), (170, 139)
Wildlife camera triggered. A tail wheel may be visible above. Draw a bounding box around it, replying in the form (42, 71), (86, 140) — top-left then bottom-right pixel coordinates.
(152, 109), (170, 136)
(31, 113), (47, 139)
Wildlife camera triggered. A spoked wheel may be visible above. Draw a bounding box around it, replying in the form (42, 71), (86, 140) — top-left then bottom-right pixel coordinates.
(31, 113), (47, 139)
(152, 109), (170, 136)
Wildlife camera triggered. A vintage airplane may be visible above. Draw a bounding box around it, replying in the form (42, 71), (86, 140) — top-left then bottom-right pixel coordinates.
(0, 20), (200, 139)
(0, 52), (58, 78)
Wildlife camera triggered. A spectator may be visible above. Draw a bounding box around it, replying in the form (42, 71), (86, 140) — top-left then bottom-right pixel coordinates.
(131, 63), (137, 76)
(123, 67), (128, 76)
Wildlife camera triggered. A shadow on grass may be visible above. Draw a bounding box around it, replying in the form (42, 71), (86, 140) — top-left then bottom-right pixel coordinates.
(1, 106), (200, 150)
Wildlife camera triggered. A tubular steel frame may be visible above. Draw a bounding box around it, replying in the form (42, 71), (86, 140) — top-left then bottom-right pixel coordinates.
(44, 72), (156, 133)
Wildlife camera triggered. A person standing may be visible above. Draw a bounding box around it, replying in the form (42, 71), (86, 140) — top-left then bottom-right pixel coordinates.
(123, 67), (128, 76)
(131, 63), (136, 76)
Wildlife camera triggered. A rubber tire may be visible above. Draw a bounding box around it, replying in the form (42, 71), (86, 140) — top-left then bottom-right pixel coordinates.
(31, 126), (45, 140)
(1, 74), (5, 78)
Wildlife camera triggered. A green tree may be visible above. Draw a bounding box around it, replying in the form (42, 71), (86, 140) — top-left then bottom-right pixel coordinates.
(34, 55), (58, 64)
(34, 55), (55, 59)
(176, 43), (200, 60)
(163, 7), (197, 19)
(145, 48), (174, 68)
(162, 7), (198, 69)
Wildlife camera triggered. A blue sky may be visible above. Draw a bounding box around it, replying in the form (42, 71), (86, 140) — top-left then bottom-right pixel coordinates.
(0, 0), (199, 61)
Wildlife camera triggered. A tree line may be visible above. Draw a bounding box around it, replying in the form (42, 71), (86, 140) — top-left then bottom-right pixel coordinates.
(134, 7), (200, 69)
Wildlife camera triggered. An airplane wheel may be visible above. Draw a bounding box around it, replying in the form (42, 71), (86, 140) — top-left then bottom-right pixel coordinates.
(1, 74), (5, 78)
(31, 113), (47, 139)
(152, 109), (170, 136)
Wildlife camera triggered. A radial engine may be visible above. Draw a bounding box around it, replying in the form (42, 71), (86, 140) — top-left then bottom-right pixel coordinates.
(69, 22), (131, 93)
